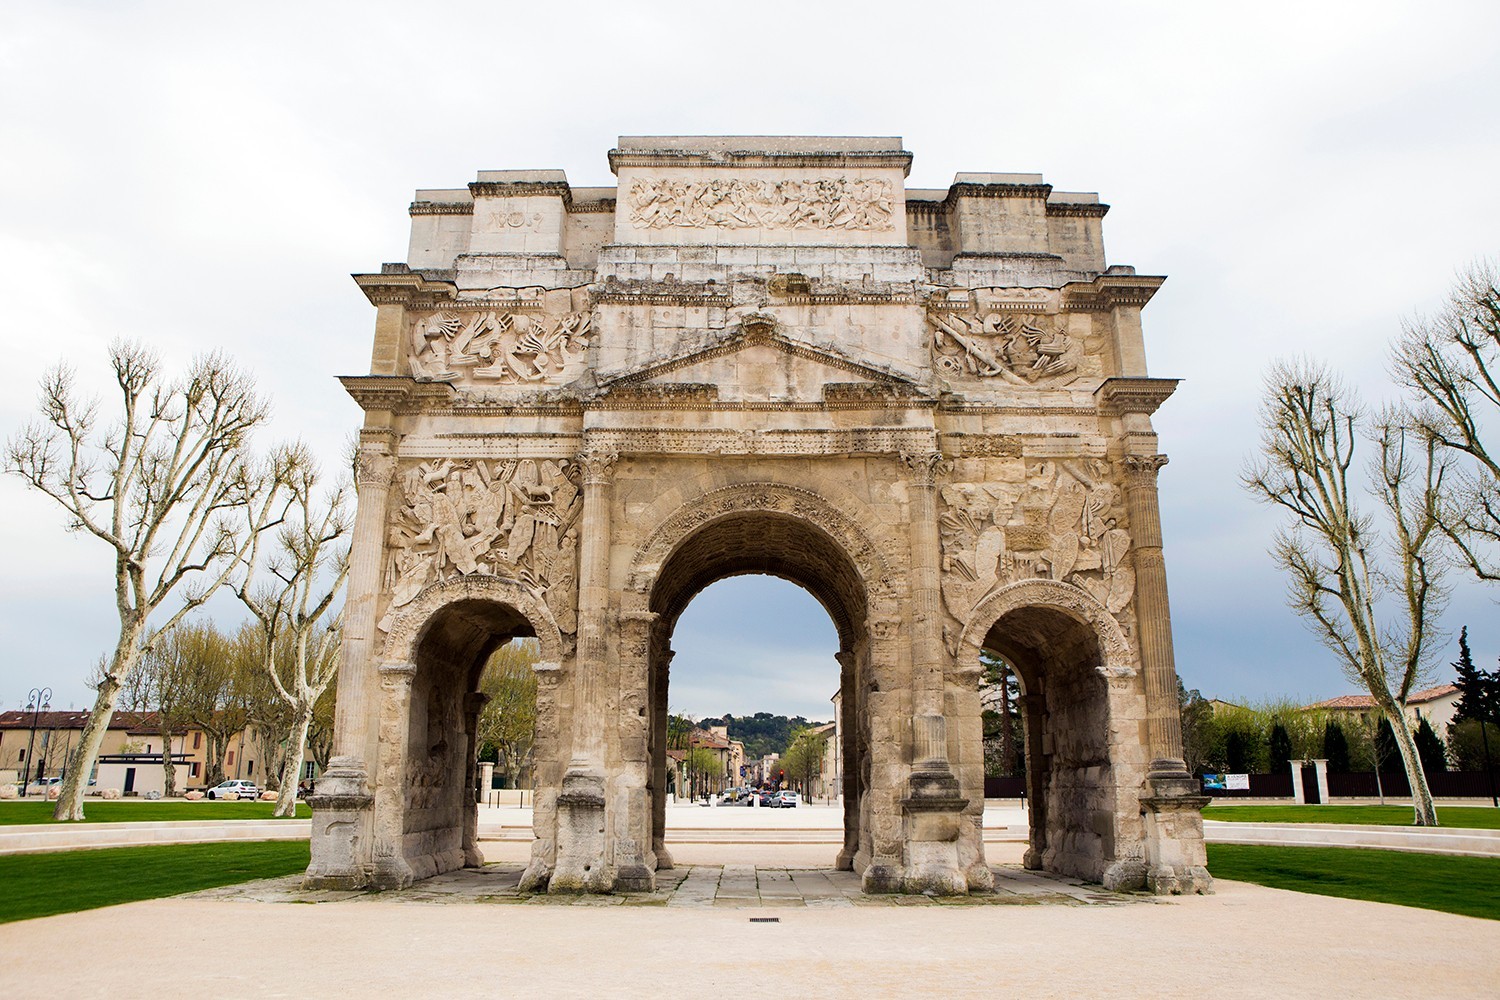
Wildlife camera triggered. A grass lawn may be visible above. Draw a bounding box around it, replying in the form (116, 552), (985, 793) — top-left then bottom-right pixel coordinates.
(1207, 843), (1500, 921)
(1202, 804), (1500, 829)
(0, 840), (311, 924)
(0, 800), (311, 825)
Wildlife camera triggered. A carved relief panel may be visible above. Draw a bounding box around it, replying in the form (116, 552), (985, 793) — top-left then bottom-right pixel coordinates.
(927, 289), (1101, 387)
(939, 459), (1136, 644)
(379, 458), (581, 637)
(408, 308), (592, 388)
(626, 177), (896, 231)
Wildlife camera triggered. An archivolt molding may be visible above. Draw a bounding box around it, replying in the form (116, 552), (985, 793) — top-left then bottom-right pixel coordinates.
(622, 482), (899, 617)
(379, 574), (563, 668)
(956, 578), (1135, 679)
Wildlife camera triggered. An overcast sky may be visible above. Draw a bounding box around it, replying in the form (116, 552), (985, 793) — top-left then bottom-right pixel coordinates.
(2, 3), (1497, 718)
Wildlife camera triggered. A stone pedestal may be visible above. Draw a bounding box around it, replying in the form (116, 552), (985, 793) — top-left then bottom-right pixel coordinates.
(896, 716), (969, 895)
(303, 755), (373, 890)
(550, 770), (611, 893)
(1141, 766), (1213, 895)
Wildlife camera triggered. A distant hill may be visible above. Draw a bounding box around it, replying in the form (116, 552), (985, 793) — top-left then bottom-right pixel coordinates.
(698, 712), (831, 761)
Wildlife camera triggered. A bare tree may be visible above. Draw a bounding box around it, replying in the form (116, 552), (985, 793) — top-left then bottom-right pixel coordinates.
(5, 343), (291, 820)
(236, 452), (350, 817)
(1393, 261), (1500, 580)
(1243, 361), (1448, 825)
(178, 621), (258, 788)
(134, 629), (199, 796)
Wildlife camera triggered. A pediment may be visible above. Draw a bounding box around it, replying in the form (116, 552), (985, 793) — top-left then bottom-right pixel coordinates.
(601, 322), (915, 404)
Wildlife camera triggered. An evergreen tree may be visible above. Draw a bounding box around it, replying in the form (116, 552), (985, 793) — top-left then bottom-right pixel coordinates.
(1453, 626), (1500, 728)
(1414, 716), (1447, 773)
(1268, 722), (1293, 774)
(1375, 718), (1398, 773)
(1322, 720), (1351, 773)
(1225, 731), (1249, 774)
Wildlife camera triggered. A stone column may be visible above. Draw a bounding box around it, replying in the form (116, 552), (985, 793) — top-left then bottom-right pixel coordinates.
(461, 691), (488, 869)
(1290, 760), (1306, 804)
(898, 450), (967, 895)
(305, 441), (393, 889)
(651, 631), (675, 871)
(551, 448), (617, 893)
(1122, 454), (1186, 773)
(835, 650), (859, 871)
(369, 662), (417, 890)
(1123, 453), (1211, 894)
(1020, 692), (1049, 871)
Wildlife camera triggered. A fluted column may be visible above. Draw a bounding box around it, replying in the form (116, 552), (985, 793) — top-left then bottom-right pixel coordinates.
(1122, 454), (1187, 774)
(331, 445), (397, 773)
(569, 448), (618, 768)
(901, 450), (952, 758)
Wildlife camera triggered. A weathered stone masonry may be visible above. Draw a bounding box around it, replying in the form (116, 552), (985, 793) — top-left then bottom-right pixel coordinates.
(306, 136), (1212, 897)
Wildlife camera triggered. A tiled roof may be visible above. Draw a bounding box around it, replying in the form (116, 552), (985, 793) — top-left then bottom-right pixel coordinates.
(1304, 684), (1460, 711)
(0, 710), (152, 731)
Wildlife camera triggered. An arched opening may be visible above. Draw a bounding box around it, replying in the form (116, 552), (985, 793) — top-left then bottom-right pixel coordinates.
(403, 597), (537, 880)
(645, 510), (871, 873)
(979, 603), (1115, 883)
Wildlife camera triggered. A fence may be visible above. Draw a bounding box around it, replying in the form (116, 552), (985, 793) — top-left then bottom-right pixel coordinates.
(1201, 769), (1497, 799)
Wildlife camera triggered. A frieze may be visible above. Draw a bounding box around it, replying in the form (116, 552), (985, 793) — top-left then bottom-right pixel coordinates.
(626, 177), (896, 231)
(379, 458), (581, 638)
(585, 427), (937, 457)
(408, 309), (592, 388)
(928, 296), (1097, 387)
(939, 459), (1136, 649)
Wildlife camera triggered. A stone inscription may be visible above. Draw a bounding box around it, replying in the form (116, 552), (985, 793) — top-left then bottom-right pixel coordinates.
(940, 460), (1135, 635)
(380, 458), (581, 633)
(627, 177), (895, 231)
(409, 310), (591, 387)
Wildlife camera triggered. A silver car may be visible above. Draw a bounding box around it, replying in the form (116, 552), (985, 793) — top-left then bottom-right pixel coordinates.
(206, 779), (260, 800)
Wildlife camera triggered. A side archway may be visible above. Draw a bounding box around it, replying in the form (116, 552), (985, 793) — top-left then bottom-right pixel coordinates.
(955, 578), (1143, 887)
(370, 575), (562, 888)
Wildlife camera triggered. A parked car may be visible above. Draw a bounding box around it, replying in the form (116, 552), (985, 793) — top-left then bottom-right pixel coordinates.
(206, 779), (260, 800)
(773, 791), (800, 808)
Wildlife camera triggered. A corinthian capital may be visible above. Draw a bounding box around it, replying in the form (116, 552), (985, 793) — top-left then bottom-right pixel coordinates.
(355, 451), (398, 490)
(900, 450), (951, 487)
(577, 448), (619, 485)
(1122, 453), (1169, 483)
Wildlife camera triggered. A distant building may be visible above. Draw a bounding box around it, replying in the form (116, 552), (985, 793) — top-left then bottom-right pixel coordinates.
(1303, 684), (1462, 734)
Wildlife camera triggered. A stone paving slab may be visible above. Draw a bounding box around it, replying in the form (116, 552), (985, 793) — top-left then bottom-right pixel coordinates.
(185, 862), (1152, 910)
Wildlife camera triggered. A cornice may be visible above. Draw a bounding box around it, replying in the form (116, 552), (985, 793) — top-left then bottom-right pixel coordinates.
(339, 375), (451, 411)
(1060, 272), (1167, 311)
(409, 201), (474, 216)
(608, 148), (914, 176)
(468, 180), (574, 203)
(352, 271), (459, 307)
(946, 182), (1053, 204)
(569, 198), (617, 214)
(1093, 377), (1180, 417)
(1046, 202), (1110, 218)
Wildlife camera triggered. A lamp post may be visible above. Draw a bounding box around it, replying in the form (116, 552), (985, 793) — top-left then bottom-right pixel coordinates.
(20, 687), (51, 797)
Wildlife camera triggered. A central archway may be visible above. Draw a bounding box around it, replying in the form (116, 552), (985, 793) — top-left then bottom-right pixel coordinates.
(629, 484), (892, 877)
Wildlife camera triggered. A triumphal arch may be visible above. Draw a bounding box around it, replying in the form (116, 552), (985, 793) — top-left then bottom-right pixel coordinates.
(307, 136), (1212, 896)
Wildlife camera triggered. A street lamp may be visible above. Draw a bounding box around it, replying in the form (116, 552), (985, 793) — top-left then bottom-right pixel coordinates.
(20, 687), (51, 797)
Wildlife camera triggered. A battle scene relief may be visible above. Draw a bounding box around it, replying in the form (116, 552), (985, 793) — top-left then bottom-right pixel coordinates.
(379, 458), (580, 635)
(408, 309), (592, 388)
(927, 291), (1101, 387)
(626, 177), (896, 231)
(939, 459), (1136, 644)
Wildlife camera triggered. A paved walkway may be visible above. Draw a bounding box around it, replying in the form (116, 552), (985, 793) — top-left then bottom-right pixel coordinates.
(188, 860), (1137, 909)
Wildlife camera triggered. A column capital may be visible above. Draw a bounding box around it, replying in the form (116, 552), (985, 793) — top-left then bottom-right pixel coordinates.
(577, 448), (619, 485)
(356, 451), (398, 490)
(1122, 453), (1169, 482)
(900, 450), (951, 487)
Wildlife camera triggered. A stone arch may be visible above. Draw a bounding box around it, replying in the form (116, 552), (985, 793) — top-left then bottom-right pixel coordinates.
(954, 577), (1141, 887)
(624, 481), (891, 878)
(625, 481), (898, 623)
(371, 574), (562, 888)
(380, 574), (563, 669)
(955, 578), (1135, 678)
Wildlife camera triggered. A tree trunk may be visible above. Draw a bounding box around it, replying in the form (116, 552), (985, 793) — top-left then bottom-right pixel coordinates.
(1386, 705), (1439, 826)
(54, 637), (139, 821)
(204, 731), (228, 788)
(274, 705), (314, 818)
(159, 725), (177, 797)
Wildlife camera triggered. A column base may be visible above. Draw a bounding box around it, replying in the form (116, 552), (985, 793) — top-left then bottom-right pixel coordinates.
(899, 765), (969, 896)
(303, 758), (374, 891)
(550, 769), (612, 893)
(1142, 763), (1214, 896)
